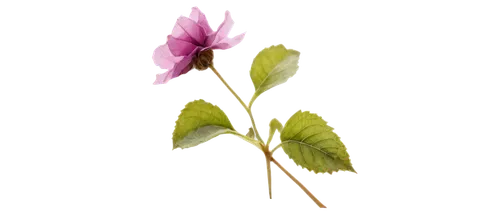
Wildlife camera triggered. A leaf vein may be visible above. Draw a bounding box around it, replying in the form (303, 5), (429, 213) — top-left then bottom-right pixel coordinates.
(290, 124), (328, 140)
(300, 130), (332, 143)
(282, 140), (333, 160)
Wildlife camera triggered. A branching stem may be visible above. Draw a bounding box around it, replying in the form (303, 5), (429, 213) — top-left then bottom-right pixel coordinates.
(209, 65), (265, 144)
(210, 64), (326, 208)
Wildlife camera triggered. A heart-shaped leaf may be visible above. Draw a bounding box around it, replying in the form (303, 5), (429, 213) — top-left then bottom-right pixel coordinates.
(249, 44), (300, 106)
(280, 111), (356, 174)
(173, 100), (235, 149)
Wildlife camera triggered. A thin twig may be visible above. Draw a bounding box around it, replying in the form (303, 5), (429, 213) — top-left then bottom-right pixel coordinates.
(271, 157), (326, 208)
(209, 65), (265, 143)
(266, 154), (272, 199)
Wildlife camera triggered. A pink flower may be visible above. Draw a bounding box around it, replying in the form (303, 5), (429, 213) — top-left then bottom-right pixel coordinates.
(152, 7), (245, 85)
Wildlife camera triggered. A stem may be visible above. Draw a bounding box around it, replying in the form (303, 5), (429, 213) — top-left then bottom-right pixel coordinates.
(209, 65), (265, 143)
(270, 143), (283, 154)
(245, 93), (264, 141)
(248, 94), (257, 110)
(265, 132), (274, 150)
(210, 66), (282, 204)
(229, 131), (264, 151)
(271, 157), (327, 208)
(265, 153), (272, 199)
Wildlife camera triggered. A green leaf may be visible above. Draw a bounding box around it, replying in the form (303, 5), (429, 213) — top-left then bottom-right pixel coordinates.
(173, 100), (235, 149)
(249, 44), (300, 106)
(280, 111), (356, 174)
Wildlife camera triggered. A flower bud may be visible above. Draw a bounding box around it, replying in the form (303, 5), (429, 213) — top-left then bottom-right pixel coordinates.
(192, 49), (214, 70)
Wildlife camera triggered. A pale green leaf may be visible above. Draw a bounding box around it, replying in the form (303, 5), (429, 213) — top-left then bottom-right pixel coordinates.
(267, 118), (283, 144)
(280, 111), (356, 174)
(247, 126), (260, 140)
(249, 44), (300, 106)
(173, 100), (235, 149)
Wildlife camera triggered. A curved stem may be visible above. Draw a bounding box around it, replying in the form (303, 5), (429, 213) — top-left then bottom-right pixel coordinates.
(230, 131), (264, 150)
(265, 153), (272, 199)
(270, 157), (327, 208)
(209, 65), (265, 144)
(248, 94), (257, 110)
(270, 143), (283, 154)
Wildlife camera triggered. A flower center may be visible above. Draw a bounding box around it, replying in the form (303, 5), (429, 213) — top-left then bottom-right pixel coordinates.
(192, 49), (214, 71)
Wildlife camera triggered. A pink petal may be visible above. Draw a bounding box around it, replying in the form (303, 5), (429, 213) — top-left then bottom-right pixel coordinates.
(206, 11), (234, 46)
(171, 16), (206, 46)
(152, 44), (183, 70)
(189, 7), (213, 34)
(211, 32), (246, 50)
(151, 40), (190, 87)
(167, 35), (198, 56)
(153, 69), (175, 85)
(172, 47), (201, 77)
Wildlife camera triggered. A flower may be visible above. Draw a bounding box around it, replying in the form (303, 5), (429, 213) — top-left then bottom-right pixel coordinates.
(152, 7), (245, 85)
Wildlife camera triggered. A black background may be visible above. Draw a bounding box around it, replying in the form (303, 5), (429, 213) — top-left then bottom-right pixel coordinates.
(107, 0), (383, 213)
